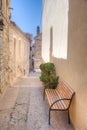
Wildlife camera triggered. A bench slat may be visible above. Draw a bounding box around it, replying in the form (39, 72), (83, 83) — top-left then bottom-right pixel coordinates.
(45, 79), (75, 110)
(44, 78), (75, 125)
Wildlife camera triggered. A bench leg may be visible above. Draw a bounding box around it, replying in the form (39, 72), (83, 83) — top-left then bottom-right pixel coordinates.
(68, 110), (70, 124)
(49, 108), (51, 125)
(43, 88), (45, 100)
(49, 109), (70, 125)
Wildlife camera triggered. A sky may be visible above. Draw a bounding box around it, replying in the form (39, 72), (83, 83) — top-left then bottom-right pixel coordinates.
(11, 0), (42, 37)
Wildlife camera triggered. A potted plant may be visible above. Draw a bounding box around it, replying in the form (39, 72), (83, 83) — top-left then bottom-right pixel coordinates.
(39, 62), (59, 89)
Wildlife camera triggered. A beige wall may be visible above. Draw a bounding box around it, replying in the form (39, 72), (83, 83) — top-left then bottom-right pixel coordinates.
(42, 0), (87, 129)
(9, 22), (30, 85)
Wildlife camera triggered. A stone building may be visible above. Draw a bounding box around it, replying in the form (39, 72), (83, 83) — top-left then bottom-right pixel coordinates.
(34, 26), (42, 71)
(0, 0), (30, 92)
(42, 0), (87, 130)
(0, 0), (10, 92)
(9, 21), (30, 85)
(26, 33), (33, 71)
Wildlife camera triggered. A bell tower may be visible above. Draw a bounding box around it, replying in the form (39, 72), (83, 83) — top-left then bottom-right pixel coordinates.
(37, 26), (40, 35)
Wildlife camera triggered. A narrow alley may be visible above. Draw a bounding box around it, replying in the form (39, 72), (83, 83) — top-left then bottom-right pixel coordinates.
(0, 72), (74, 130)
(0, 0), (87, 129)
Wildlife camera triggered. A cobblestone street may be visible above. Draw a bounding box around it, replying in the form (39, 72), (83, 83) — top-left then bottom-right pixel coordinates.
(0, 73), (74, 130)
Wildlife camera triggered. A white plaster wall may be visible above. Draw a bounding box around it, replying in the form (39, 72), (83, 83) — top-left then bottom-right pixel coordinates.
(42, 0), (69, 61)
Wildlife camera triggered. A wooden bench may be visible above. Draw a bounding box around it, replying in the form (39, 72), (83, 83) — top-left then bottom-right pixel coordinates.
(43, 78), (75, 125)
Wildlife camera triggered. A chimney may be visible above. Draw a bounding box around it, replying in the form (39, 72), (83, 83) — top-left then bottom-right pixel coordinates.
(37, 26), (40, 35)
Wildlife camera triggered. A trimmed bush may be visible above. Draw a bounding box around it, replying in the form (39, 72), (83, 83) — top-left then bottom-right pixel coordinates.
(39, 62), (59, 89)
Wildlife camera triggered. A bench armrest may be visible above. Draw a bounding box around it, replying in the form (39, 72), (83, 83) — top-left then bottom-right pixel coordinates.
(50, 98), (71, 109)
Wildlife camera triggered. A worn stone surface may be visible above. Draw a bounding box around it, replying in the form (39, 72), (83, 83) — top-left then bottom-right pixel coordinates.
(0, 109), (12, 130)
(26, 78), (74, 130)
(0, 77), (30, 130)
(0, 73), (74, 130)
(0, 87), (19, 110)
(8, 87), (30, 130)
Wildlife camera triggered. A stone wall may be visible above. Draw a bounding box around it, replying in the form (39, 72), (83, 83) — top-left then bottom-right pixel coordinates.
(0, 0), (10, 92)
(9, 21), (30, 85)
(0, 0), (30, 92)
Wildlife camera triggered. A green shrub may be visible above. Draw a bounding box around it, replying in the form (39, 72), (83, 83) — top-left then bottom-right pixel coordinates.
(39, 62), (59, 89)
(40, 72), (50, 83)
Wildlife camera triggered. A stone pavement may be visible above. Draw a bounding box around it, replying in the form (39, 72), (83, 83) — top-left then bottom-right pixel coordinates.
(0, 73), (74, 130)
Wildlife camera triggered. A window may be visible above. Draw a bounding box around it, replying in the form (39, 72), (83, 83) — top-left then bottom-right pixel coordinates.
(30, 47), (32, 51)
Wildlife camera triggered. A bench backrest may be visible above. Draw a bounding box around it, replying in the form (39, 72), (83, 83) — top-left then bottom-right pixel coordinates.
(56, 79), (75, 100)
